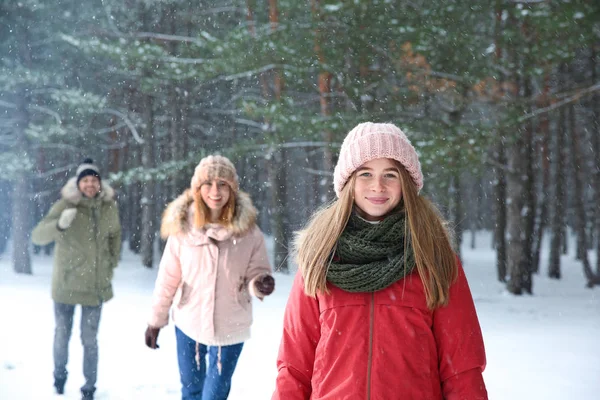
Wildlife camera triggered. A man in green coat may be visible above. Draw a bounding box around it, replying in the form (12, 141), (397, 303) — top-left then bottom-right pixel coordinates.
(32, 158), (121, 400)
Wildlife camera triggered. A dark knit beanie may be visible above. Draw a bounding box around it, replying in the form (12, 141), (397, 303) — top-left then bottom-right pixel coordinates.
(76, 158), (101, 184)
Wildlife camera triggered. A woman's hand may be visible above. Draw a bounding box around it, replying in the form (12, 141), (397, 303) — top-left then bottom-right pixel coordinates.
(145, 326), (161, 349)
(254, 275), (275, 296)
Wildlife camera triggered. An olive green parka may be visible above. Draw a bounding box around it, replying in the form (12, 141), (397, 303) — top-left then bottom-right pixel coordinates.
(32, 177), (122, 306)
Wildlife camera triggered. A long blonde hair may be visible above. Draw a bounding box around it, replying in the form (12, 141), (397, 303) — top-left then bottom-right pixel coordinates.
(296, 164), (458, 309)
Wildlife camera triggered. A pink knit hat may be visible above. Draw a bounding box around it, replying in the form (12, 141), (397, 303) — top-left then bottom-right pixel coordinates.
(190, 155), (239, 193)
(333, 122), (423, 197)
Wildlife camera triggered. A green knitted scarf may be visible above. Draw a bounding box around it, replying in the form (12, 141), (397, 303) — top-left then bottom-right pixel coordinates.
(327, 211), (415, 293)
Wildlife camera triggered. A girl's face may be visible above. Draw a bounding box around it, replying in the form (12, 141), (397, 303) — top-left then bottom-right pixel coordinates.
(78, 176), (101, 198)
(353, 158), (402, 221)
(200, 179), (231, 220)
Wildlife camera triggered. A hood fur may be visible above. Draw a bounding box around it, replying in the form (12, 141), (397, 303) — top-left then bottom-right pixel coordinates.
(61, 177), (115, 204)
(160, 189), (257, 239)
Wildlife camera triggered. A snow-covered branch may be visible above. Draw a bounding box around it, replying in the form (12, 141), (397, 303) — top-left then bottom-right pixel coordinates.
(304, 167), (334, 177)
(483, 154), (517, 175)
(242, 141), (341, 152)
(101, 1), (123, 37)
(35, 163), (78, 179)
(1, 101), (62, 125)
(0, 100), (16, 109)
(133, 32), (205, 46)
(198, 6), (243, 15)
(234, 118), (263, 129)
(518, 82), (600, 123)
(428, 70), (473, 85)
(96, 109), (144, 144)
(160, 57), (207, 65)
(217, 64), (277, 82)
(94, 122), (127, 135)
(508, 0), (548, 3)
(29, 105), (62, 125)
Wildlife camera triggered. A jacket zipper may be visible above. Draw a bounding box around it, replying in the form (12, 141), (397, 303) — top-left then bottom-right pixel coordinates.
(212, 238), (219, 337)
(367, 292), (374, 399)
(92, 204), (100, 299)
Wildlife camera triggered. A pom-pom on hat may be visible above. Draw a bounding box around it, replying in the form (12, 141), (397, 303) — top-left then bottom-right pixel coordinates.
(190, 155), (239, 193)
(76, 158), (101, 184)
(333, 122), (423, 197)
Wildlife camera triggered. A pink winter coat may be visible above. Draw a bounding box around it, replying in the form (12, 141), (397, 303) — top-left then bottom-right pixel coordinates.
(273, 261), (487, 400)
(148, 189), (273, 346)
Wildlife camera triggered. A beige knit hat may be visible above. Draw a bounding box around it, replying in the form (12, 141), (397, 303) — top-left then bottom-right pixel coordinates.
(190, 155), (239, 193)
(333, 122), (423, 197)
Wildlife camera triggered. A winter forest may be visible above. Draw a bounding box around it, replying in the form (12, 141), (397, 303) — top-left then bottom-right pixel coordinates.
(1, 0), (600, 398)
(2, 0), (599, 290)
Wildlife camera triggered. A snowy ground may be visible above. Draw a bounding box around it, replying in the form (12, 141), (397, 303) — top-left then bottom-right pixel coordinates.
(1, 232), (599, 399)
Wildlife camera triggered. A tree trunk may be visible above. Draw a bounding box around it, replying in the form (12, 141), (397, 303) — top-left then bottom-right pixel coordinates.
(590, 46), (600, 275)
(127, 92), (141, 253)
(0, 181), (10, 255)
(140, 93), (155, 268)
(493, 0), (507, 282)
(33, 149), (46, 256)
(11, 7), (34, 274)
(309, 149), (322, 212)
(128, 174), (142, 253)
(494, 140), (507, 282)
(506, 70), (534, 294)
(520, 77), (536, 293)
(561, 226), (568, 255)
(108, 117), (122, 174)
(168, 5), (185, 199)
(12, 87), (32, 274)
(12, 173), (32, 274)
(451, 172), (463, 260)
(506, 125), (533, 295)
(569, 103), (600, 287)
(570, 103), (587, 262)
(264, 0), (290, 273)
(548, 65), (567, 279)
(312, 0), (334, 202)
(169, 84), (184, 198)
(470, 176), (483, 250)
(268, 148), (288, 272)
(532, 73), (551, 273)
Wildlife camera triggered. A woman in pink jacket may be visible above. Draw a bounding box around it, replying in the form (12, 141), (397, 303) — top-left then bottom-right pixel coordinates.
(145, 155), (275, 400)
(273, 122), (487, 399)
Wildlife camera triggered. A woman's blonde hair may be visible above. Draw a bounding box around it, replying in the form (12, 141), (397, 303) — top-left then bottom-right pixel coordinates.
(192, 183), (236, 228)
(296, 163), (458, 309)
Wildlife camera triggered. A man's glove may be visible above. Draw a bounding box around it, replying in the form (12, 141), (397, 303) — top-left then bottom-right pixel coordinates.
(254, 275), (275, 296)
(57, 208), (77, 230)
(145, 326), (160, 349)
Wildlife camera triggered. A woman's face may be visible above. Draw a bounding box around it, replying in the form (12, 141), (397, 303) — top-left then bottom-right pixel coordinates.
(200, 179), (231, 220)
(353, 158), (402, 221)
(78, 176), (101, 198)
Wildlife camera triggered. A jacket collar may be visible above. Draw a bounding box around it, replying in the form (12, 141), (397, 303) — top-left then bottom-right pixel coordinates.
(60, 177), (115, 205)
(160, 189), (257, 241)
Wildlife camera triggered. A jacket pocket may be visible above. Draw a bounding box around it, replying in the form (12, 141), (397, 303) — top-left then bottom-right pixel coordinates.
(63, 261), (94, 292)
(177, 282), (192, 307)
(318, 285), (367, 313)
(235, 276), (252, 310)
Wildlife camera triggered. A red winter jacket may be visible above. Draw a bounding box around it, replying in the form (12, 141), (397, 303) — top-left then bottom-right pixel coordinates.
(273, 262), (487, 400)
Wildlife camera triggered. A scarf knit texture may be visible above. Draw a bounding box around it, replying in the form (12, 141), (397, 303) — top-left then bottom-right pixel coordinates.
(327, 212), (415, 293)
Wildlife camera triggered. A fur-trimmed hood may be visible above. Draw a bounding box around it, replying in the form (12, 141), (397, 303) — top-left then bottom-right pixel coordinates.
(160, 189), (257, 239)
(60, 177), (115, 204)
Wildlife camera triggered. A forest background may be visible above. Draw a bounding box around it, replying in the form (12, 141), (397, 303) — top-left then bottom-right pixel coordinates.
(1, 0), (599, 296)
